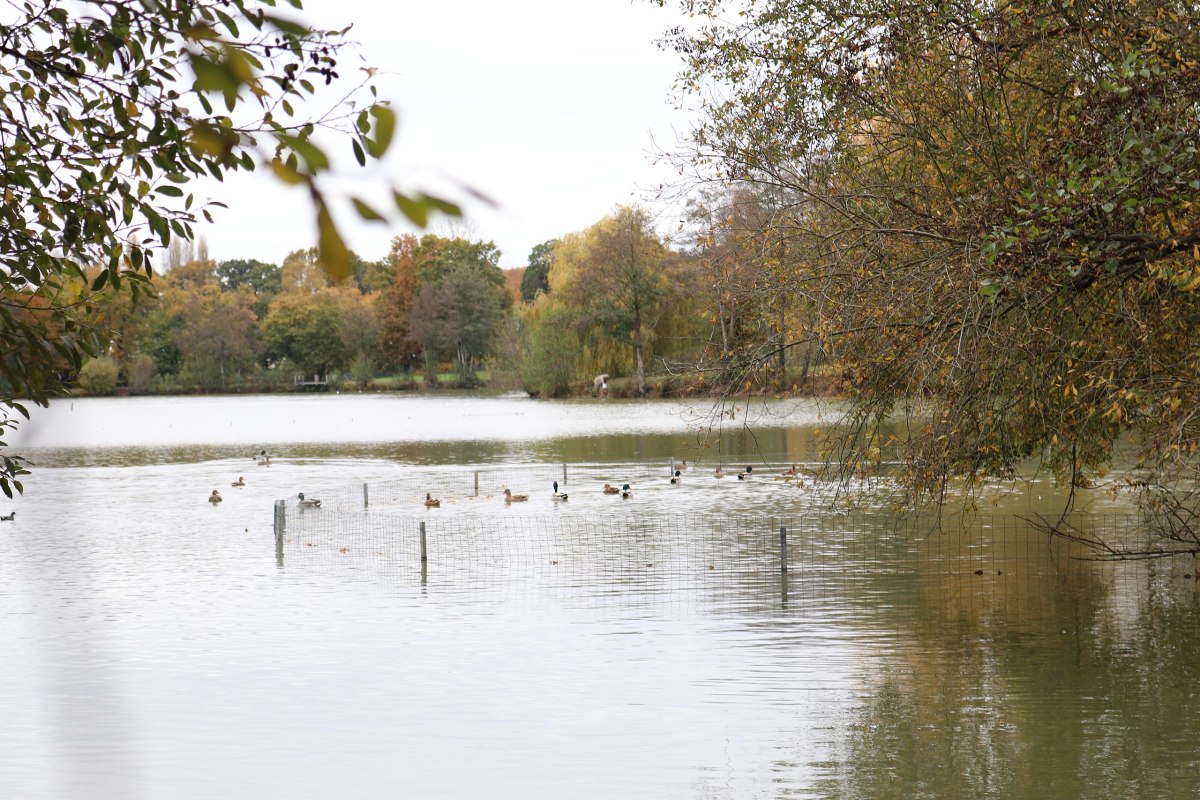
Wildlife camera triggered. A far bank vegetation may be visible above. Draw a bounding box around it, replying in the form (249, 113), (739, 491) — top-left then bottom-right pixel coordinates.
(63, 200), (833, 400)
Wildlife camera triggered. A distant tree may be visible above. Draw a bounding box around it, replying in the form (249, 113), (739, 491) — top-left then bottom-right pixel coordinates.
(559, 206), (677, 397)
(166, 259), (219, 290)
(412, 235), (506, 292)
(408, 264), (507, 385)
(520, 239), (558, 302)
(217, 259), (281, 296)
(355, 259), (395, 294)
(260, 292), (349, 379)
(279, 248), (328, 295)
(141, 309), (184, 378)
(378, 235), (423, 370)
(335, 289), (381, 378)
(519, 301), (581, 397)
(175, 286), (259, 387)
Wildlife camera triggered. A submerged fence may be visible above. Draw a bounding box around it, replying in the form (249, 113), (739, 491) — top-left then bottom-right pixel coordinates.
(266, 464), (1197, 617)
(274, 507), (1144, 570)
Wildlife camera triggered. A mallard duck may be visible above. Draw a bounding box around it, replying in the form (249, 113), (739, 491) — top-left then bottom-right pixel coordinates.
(602, 483), (620, 494)
(297, 492), (321, 508)
(0, 511), (15, 521)
(209, 490), (223, 504)
(232, 476), (245, 487)
(713, 467), (724, 479)
(670, 470), (682, 484)
(552, 481), (568, 501)
(503, 488), (529, 503)
(620, 483), (631, 498)
(673, 459), (688, 472)
(782, 463), (800, 477)
(424, 492), (440, 508)
(254, 449), (272, 466)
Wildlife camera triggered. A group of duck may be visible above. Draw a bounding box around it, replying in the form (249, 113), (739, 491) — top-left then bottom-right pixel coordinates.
(209, 455), (810, 507)
(420, 460), (811, 509)
(423, 480), (582, 508)
(675, 460), (809, 486)
(209, 450), (279, 504)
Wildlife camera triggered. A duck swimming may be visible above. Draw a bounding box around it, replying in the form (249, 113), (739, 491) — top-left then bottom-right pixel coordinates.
(1, 511), (15, 521)
(713, 467), (724, 479)
(670, 470), (682, 485)
(209, 490), (222, 504)
(620, 483), (631, 498)
(232, 477), (245, 487)
(297, 492), (321, 508)
(602, 483), (621, 494)
(503, 488), (529, 503)
(673, 460), (688, 472)
(552, 481), (568, 501)
(254, 450), (272, 466)
(424, 492), (441, 508)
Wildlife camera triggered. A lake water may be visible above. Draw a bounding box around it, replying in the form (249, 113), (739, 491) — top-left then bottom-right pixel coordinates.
(2, 394), (1199, 799)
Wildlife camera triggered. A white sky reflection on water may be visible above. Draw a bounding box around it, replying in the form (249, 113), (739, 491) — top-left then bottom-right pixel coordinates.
(8, 394), (828, 449)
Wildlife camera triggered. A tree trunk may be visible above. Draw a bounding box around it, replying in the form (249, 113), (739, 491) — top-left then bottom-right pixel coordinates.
(633, 300), (647, 397)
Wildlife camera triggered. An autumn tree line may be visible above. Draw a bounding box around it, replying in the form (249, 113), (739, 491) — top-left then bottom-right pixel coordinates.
(71, 201), (822, 399)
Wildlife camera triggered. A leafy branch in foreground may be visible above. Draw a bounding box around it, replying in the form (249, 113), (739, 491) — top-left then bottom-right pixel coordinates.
(0, 0), (460, 496)
(663, 0), (1200, 544)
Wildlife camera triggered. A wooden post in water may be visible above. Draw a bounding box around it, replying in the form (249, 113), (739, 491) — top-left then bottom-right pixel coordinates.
(273, 499), (285, 558)
(779, 525), (788, 573)
(362, 483), (369, 508)
(420, 520), (428, 563)
(562, 463), (568, 485)
(474, 471), (479, 497)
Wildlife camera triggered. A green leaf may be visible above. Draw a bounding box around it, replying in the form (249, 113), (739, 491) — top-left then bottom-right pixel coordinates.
(263, 14), (311, 37)
(316, 197), (351, 280)
(269, 157), (307, 185)
(190, 54), (239, 94)
(351, 197), (385, 221)
(366, 105), (396, 158)
(393, 191), (428, 227)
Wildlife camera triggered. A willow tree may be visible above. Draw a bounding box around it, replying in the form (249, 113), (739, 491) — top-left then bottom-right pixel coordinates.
(666, 0), (1200, 544)
(0, 0), (457, 496)
(556, 206), (676, 397)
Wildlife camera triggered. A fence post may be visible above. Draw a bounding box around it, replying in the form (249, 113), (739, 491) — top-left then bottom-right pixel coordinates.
(274, 499), (285, 547)
(420, 520), (428, 562)
(274, 500), (285, 566)
(562, 463), (568, 485)
(363, 482), (369, 508)
(779, 524), (788, 573)
(474, 471), (479, 497)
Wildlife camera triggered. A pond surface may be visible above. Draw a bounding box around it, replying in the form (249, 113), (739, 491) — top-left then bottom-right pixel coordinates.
(2, 394), (1198, 799)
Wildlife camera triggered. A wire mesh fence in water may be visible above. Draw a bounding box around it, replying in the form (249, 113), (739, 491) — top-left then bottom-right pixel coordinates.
(268, 464), (1175, 616)
(271, 477), (1168, 614)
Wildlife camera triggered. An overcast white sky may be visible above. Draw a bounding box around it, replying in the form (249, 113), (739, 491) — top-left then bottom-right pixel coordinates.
(195, 0), (696, 269)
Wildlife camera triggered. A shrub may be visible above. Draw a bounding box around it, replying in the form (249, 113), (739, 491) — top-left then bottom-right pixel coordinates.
(123, 354), (156, 393)
(77, 356), (120, 396)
